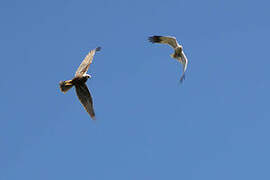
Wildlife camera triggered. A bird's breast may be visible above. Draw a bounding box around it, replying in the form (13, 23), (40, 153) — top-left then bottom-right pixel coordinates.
(72, 76), (88, 85)
(174, 47), (182, 56)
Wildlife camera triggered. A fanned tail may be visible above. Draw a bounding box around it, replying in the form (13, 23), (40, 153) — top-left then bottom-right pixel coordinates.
(59, 80), (73, 93)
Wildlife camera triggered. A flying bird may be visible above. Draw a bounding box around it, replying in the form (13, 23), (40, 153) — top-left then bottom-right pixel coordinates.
(59, 47), (101, 120)
(148, 36), (188, 83)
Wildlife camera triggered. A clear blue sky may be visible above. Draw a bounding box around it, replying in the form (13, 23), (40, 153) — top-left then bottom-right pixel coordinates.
(1, 0), (270, 179)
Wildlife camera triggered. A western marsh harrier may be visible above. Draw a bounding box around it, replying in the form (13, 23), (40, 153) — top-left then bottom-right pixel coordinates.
(59, 47), (101, 120)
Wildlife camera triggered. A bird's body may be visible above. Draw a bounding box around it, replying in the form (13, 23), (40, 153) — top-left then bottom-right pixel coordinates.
(148, 35), (188, 83)
(71, 75), (89, 85)
(59, 47), (101, 120)
(171, 47), (182, 57)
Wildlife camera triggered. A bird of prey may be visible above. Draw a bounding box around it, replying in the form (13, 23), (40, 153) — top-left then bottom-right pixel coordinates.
(148, 36), (188, 83)
(59, 47), (101, 120)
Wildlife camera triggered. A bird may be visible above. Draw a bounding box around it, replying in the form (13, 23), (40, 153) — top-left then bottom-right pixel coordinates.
(148, 35), (188, 83)
(59, 47), (101, 120)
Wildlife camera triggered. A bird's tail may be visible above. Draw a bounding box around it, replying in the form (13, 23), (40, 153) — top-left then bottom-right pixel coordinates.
(59, 80), (74, 93)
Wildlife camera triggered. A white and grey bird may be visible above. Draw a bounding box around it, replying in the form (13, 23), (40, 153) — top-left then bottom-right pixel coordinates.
(148, 35), (188, 83)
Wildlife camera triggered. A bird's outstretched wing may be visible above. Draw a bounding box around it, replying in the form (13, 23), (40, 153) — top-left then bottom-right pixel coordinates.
(179, 51), (188, 83)
(148, 36), (179, 49)
(75, 47), (101, 77)
(75, 83), (95, 120)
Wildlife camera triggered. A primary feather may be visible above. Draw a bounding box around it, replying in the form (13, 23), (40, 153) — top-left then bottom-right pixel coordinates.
(75, 47), (101, 77)
(75, 83), (95, 119)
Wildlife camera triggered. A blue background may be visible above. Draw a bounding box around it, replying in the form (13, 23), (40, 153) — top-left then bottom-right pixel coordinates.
(1, 0), (270, 179)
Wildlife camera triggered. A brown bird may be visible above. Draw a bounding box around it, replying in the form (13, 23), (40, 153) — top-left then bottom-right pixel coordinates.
(59, 47), (101, 120)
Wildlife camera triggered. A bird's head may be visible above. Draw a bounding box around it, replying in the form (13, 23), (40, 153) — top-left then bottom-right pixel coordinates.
(83, 74), (91, 79)
(178, 45), (183, 52)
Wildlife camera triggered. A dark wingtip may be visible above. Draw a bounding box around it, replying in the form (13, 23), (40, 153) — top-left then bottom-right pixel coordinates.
(95, 47), (101, 52)
(90, 113), (96, 120)
(148, 36), (162, 43)
(89, 110), (96, 120)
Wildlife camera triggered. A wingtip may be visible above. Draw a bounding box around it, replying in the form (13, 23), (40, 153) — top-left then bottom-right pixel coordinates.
(90, 112), (96, 120)
(148, 35), (162, 43)
(95, 47), (101, 52)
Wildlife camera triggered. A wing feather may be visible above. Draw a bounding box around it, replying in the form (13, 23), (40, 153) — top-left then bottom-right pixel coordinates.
(148, 36), (179, 49)
(75, 83), (95, 119)
(75, 47), (101, 77)
(179, 51), (188, 83)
